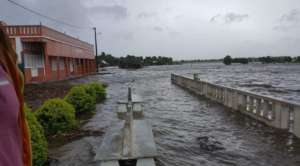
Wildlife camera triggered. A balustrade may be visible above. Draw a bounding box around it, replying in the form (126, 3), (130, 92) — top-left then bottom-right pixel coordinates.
(171, 73), (300, 138)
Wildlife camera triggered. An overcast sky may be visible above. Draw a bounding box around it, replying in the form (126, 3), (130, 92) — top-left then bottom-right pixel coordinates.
(1, 0), (300, 60)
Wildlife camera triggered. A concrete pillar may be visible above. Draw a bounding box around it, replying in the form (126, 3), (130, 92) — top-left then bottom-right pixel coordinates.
(193, 73), (199, 81)
(257, 99), (263, 117)
(280, 105), (290, 129)
(85, 59), (88, 74)
(56, 56), (60, 80)
(293, 106), (300, 137)
(203, 83), (207, 97)
(223, 89), (228, 107)
(86, 60), (88, 74)
(270, 102), (280, 128)
(229, 91), (233, 108)
(226, 90), (231, 108)
(81, 59), (84, 75)
(246, 96), (251, 112)
(252, 98), (257, 114)
(262, 100), (269, 119)
(272, 103), (289, 129)
(237, 94), (246, 111)
(43, 43), (51, 81)
(199, 81), (203, 95)
(87, 60), (89, 73)
(65, 57), (69, 77)
(232, 91), (238, 110)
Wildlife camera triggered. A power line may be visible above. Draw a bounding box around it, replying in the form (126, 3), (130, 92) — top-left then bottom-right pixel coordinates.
(7, 0), (92, 30)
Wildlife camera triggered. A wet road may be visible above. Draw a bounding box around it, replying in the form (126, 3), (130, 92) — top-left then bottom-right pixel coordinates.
(50, 63), (300, 166)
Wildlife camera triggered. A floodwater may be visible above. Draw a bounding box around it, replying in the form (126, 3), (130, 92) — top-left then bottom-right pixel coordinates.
(50, 63), (300, 166)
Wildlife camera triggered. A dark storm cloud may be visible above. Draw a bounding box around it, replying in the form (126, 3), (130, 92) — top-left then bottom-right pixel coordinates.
(137, 12), (157, 19)
(88, 5), (128, 20)
(210, 12), (249, 24)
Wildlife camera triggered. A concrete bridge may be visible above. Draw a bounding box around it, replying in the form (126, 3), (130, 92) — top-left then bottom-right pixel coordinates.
(171, 73), (300, 138)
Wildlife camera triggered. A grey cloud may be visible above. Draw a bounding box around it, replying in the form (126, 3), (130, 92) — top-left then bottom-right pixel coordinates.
(174, 14), (184, 20)
(114, 31), (134, 40)
(210, 12), (248, 24)
(274, 9), (300, 31)
(89, 5), (128, 19)
(224, 13), (248, 23)
(153, 26), (163, 32)
(137, 12), (157, 19)
(210, 14), (221, 22)
(280, 9), (300, 22)
(273, 25), (294, 31)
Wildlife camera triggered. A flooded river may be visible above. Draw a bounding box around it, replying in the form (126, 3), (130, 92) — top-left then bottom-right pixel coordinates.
(50, 63), (300, 166)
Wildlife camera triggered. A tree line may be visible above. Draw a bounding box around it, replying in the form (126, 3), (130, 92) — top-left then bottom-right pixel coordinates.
(223, 55), (300, 65)
(96, 52), (174, 69)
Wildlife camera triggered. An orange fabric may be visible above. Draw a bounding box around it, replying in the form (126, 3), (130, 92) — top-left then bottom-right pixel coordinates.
(0, 28), (32, 166)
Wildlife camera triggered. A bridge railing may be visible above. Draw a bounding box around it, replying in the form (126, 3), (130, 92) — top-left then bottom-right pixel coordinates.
(171, 73), (300, 138)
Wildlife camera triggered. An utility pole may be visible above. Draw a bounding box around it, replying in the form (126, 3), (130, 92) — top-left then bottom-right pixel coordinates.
(93, 27), (98, 72)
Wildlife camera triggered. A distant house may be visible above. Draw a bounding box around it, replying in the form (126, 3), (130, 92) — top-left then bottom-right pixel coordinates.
(0, 21), (96, 83)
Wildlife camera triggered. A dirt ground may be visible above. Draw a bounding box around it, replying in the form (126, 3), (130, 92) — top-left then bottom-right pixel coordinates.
(24, 81), (73, 111)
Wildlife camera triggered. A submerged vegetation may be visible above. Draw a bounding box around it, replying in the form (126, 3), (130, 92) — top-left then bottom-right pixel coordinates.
(119, 55), (144, 69)
(223, 55), (300, 65)
(176, 55), (300, 65)
(96, 52), (174, 69)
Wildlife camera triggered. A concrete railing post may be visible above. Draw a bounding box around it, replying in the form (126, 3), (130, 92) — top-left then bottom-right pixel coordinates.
(272, 102), (282, 128)
(293, 106), (300, 137)
(273, 103), (289, 129)
(262, 100), (269, 119)
(238, 94), (247, 111)
(232, 91), (238, 110)
(199, 81), (203, 95)
(252, 98), (257, 114)
(193, 73), (199, 81)
(227, 90), (232, 108)
(257, 99), (262, 117)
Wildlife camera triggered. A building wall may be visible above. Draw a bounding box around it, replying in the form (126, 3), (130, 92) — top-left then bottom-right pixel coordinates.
(1, 24), (96, 83)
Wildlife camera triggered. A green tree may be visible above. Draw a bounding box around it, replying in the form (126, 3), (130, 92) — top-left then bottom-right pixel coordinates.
(223, 55), (232, 65)
(295, 56), (300, 63)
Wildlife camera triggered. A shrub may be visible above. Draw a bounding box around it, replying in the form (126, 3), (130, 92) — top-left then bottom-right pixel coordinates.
(24, 105), (48, 166)
(84, 82), (106, 103)
(35, 98), (77, 135)
(64, 85), (96, 114)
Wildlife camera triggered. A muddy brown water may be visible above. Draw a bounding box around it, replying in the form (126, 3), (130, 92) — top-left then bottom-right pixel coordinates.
(49, 63), (300, 166)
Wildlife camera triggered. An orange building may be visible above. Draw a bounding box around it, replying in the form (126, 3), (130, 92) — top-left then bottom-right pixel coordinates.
(0, 22), (96, 83)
